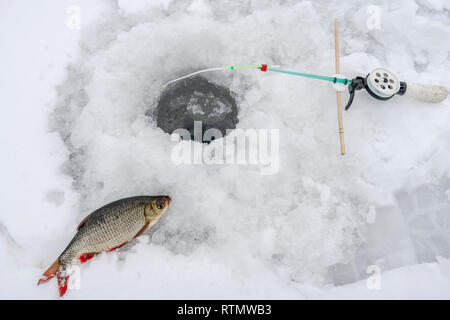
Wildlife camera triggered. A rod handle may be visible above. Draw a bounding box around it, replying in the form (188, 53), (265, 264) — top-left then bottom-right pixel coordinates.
(404, 82), (448, 103)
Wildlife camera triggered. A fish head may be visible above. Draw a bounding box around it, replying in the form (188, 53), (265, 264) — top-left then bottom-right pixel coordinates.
(144, 195), (172, 220)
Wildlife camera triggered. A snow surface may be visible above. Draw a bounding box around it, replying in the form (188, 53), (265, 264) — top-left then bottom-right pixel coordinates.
(1, 0), (450, 299)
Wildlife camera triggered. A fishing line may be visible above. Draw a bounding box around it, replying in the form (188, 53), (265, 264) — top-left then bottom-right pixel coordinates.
(161, 67), (228, 91)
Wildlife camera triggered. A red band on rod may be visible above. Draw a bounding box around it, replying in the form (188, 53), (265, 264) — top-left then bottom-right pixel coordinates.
(260, 64), (267, 72)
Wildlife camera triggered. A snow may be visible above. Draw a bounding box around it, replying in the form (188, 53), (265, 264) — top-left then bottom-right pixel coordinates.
(1, 0), (450, 299)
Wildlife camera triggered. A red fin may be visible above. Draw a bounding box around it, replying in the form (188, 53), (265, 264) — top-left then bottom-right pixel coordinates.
(57, 274), (69, 297)
(107, 243), (127, 252)
(133, 221), (150, 240)
(76, 213), (92, 231)
(38, 259), (60, 285)
(79, 253), (96, 264)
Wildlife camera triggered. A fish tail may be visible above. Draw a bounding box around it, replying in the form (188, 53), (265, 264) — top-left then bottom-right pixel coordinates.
(57, 273), (69, 297)
(38, 258), (70, 297)
(37, 259), (60, 285)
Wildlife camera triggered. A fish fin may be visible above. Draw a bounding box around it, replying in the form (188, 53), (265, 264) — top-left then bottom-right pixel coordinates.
(37, 259), (60, 285)
(133, 221), (150, 240)
(107, 243), (127, 252)
(79, 253), (97, 264)
(57, 273), (69, 297)
(76, 213), (92, 230)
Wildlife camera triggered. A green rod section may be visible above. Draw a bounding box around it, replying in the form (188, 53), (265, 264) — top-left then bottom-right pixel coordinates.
(267, 68), (351, 84)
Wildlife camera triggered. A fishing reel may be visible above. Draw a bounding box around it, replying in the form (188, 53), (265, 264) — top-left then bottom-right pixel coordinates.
(343, 67), (448, 110)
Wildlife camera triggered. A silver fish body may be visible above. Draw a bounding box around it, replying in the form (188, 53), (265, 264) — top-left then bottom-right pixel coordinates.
(38, 195), (171, 296)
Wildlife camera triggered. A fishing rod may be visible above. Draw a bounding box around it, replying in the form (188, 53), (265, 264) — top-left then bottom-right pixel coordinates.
(161, 64), (447, 110)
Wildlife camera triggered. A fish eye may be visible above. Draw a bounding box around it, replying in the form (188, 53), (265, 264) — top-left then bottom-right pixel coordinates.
(156, 203), (164, 210)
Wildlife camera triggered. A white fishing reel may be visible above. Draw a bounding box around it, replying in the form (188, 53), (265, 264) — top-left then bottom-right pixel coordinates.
(345, 67), (448, 110)
(366, 68), (401, 98)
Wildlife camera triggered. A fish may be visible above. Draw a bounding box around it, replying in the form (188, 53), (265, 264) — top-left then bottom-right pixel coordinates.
(37, 195), (171, 297)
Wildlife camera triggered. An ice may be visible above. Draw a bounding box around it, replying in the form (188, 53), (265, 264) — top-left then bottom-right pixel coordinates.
(1, 0), (450, 299)
(187, 102), (206, 116)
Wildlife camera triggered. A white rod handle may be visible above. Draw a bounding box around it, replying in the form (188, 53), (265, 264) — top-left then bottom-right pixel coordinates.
(404, 82), (448, 103)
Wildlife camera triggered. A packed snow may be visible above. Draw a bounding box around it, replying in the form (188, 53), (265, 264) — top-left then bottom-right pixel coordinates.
(1, 0), (450, 299)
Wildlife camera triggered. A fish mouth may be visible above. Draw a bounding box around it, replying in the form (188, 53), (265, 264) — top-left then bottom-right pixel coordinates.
(164, 196), (172, 205)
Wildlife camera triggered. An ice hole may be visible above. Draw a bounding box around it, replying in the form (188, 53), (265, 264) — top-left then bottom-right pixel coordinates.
(153, 76), (239, 143)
